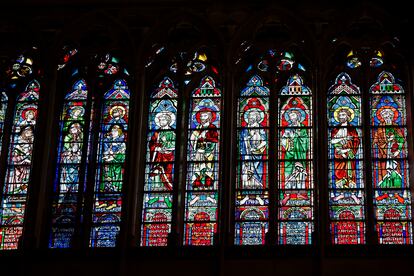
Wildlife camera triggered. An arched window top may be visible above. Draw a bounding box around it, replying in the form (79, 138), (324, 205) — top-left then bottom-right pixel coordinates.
(151, 77), (178, 99)
(17, 80), (40, 102)
(240, 75), (269, 97)
(370, 71), (403, 94)
(239, 96), (268, 129)
(100, 79), (130, 128)
(280, 74), (311, 95)
(65, 79), (88, 100)
(279, 96), (312, 128)
(328, 73), (362, 127)
(328, 73), (360, 95)
(192, 76), (221, 98)
(371, 93), (405, 127)
(104, 79), (130, 100)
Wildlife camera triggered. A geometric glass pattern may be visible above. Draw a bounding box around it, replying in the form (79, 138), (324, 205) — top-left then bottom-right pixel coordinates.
(278, 74), (313, 245)
(327, 73), (366, 244)
(141, 77), (178, 246)
(235, 75), (270, 245)
(184, 76), (221, 246)
(89, 79), (130, 247)
(370, 71), (412, 244)
(0, 80), (40, 250)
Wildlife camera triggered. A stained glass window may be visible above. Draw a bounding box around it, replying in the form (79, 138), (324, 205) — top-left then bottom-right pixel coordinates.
(141, 77), (178, 246)
(57, 46), (78, 71)
(235, 75), (269, 245)
(49, 50), (130, 248)
(278, 75), (313, 245)
(235, 47), (314, 245)
(370, 71), (412, 244)
(184, 76), (221, 246)
(49, 79), (89, 248)
(90, 79), (130, 247)
(0, 91), (8, 153)
(8, 55), (34, 81)
(328, 73), (366, 244)
(0, 80), (40, 250)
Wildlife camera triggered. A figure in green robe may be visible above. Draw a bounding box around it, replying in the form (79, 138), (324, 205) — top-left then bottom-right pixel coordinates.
(280, 108), (308, 189)
(373, 107), (404, 188)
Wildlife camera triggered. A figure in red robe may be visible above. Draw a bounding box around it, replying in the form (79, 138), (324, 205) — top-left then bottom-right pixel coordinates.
(148, 111), (176, 191)
(330, 107), (361, 204)
(189, 108), (219, 188)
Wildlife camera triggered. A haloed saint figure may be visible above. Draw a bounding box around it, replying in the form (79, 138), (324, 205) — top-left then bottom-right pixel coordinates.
(11, 126), (34, 190)
(109, 105), (127, 125)
(61, 122), (83, 184)
(373, 106), (404, 188)
(102, 124), (126, 176)
(281, 108), (309, 189)
(240, 105), (267, 189)
(97, 124), (126, 210)
(331, 107), (361, 204)
(148, 110), (176, 191)
(190, 108), (219, 188)
(10, 106), (37, 192)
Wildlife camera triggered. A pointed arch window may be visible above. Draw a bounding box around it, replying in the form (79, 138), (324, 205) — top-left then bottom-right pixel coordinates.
(0, 80), (40, 250)
(235, 75), (269, 245)
(327, 44), (414, 245)
(370, 71), (412, 244)
(184, 76), (222, 246)
(141, 77), (178, 246)
(50, 79), (89, 248)
(140, 44), (222, 246)
(49, 51), (131, 248)
(278, 75), (313, 245)
(328, 73), (366, 244)
(90, 79), (130, 247)
(235, 48), (314, 245)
